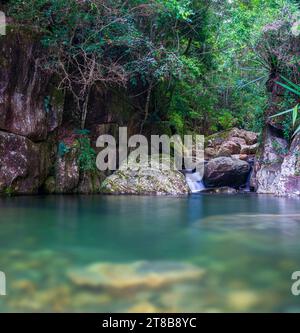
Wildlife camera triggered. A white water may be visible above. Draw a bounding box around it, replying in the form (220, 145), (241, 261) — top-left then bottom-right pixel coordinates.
(185, 171), (206, 193)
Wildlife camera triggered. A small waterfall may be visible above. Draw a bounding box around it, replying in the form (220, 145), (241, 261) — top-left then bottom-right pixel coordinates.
(185, 170), (206, 193)
(242, 158), (254, 192)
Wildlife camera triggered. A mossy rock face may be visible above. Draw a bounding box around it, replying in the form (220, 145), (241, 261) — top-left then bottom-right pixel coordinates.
(0, 131), (49, 194)
(0, 25), (63, 141)
(101, 155), (190, 196)
(44, 176), (56, 194)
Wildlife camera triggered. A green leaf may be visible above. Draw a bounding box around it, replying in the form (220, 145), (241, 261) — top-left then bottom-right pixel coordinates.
(293, 124), (300, 137)
(280, 76), (300, 93)
(269, 108), (294, 118)
(275, 81), (300, 96)
(293, 104), (299, 127)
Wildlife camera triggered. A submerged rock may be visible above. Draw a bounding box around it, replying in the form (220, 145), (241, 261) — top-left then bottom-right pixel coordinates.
(227, 290), (259, 311)
(101, 156), (189, 195)
(68, 261), (204, 290)
(201, 187), (237, 194)
(204, 157), (250, 188)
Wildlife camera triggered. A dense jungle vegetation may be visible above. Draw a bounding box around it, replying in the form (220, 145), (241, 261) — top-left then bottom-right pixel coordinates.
(4, 0), (300, 138)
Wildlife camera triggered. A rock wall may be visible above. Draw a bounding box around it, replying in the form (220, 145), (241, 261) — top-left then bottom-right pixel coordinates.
(0, 28), (104, 195)
(253, 127), (300, 197)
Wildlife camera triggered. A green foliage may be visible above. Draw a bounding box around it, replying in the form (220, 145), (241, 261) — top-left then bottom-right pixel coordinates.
(77, 137), (96, 172)
(3, 187), (15, 197)
(8, 0), (299, 136)
(217, 110), (237, 131)
(58, 142), (70, 157)
(270, 76), (300, 138)
(44, 96), (51, 113)
(272, 140), (288, 156)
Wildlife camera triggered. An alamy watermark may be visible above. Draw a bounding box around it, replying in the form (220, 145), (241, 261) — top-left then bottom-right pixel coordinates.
(291, 271), (300, 296)
(0, 271), (6, 296)
(0, 11), (6, 36)
(95, 127), (204, 173)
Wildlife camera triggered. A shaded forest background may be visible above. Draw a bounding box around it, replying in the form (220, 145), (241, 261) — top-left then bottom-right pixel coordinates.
(1, 0), (300, 139)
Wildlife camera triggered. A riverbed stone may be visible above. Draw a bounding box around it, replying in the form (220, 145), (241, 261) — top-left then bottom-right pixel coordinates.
(68, 261), (204, 290)
(204, 157), (250, 188)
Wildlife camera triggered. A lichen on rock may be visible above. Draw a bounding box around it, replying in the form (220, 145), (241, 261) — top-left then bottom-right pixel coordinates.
(101, 155), (190, 196)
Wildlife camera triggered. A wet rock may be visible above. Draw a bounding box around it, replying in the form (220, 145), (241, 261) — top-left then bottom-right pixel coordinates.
(0, 131), (50, 194)
(101, 156), (189, 195)
(204, 157), (250, 188)
(68, 261), (204, 290)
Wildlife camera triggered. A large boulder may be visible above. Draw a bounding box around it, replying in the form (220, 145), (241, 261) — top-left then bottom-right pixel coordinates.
(0, 131), (50, 194)
(204, 157), (250, 188)
(101, 156), (190, 195)
(0, 29), (63, 141)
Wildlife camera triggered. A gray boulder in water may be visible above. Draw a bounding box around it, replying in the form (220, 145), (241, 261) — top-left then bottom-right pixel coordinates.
(204, 157), (250, 188)
(101, 156), (190, 195)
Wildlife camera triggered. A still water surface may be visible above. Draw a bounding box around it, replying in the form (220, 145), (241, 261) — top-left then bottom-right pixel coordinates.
(0, 194), (299, 312)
